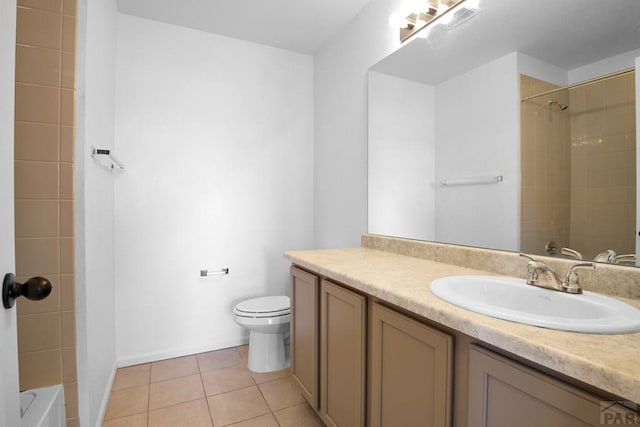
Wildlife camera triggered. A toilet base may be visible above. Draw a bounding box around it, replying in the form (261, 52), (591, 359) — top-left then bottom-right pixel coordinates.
(247, 330), (289, 373)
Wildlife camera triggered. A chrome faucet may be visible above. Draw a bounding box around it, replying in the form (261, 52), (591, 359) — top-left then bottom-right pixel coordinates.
(563, 262), (596, 293)
(520, 253), (564, 291)
(611, 254), (636, 265)
(543, 241), (583, 260)
(519, 253), (595, 294)
(593, 249), (616, 263)
(560, 247), (583, 260)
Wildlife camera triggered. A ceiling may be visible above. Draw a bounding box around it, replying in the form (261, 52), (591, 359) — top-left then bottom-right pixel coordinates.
(116, 0), (373, 54)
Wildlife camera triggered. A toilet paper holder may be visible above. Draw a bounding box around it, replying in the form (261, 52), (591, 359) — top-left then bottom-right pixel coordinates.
(200, 268), (229, 277)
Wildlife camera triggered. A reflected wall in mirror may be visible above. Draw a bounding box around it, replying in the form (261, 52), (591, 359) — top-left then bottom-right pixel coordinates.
(367, 0), (640, 266)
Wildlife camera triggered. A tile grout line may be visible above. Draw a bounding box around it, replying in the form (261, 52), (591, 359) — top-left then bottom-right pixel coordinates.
(196, 352), (217, 426)
(106, 346), (320, 426)
(254, 378), (278, 423)
(146, 362), (151, 427)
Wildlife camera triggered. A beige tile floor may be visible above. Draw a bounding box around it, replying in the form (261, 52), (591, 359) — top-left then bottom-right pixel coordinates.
(103, 345), (325, 427)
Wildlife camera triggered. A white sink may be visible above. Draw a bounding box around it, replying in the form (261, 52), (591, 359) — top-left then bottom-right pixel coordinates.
(429, 275), (640, 334)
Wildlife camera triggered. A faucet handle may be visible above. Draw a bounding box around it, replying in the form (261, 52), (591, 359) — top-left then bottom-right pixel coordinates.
(519, 253), (541, 285)
(519, 253), (538, 262)
(563, 262), (595, 294)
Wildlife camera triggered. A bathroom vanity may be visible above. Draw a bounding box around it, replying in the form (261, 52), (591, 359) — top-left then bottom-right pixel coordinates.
(285, 235), (640, 427)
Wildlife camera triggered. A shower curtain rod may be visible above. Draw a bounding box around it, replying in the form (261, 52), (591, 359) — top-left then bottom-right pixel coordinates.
(520, 67), (635, 102)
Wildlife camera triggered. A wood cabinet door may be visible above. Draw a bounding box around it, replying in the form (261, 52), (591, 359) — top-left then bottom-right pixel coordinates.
(320, 280), (366, 427)
(290, 266), (320, 410)
(468, 345), (637, 427)
(369, 302), (453, 427)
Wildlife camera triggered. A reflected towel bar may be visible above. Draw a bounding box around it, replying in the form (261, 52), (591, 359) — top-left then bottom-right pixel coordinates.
(440, 175), (503, 186)
(200, 268), (229, 277)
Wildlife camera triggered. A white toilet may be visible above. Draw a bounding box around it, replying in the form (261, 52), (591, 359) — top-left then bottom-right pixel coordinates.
(233, 295), (290, 373)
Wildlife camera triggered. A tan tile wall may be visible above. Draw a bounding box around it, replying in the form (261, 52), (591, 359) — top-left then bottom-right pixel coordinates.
(569, 71), (636, 259)
(520, 71), (637, 261)
(520, 75), (572, 255)
(13, 0), (78, 425)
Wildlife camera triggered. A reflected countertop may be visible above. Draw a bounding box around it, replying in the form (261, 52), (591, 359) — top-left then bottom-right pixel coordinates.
(284, 246), (640, 403)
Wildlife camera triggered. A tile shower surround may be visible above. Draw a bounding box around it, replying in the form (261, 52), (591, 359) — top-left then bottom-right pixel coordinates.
(520, 72), (636, 259)
(14, 0), (78, 425)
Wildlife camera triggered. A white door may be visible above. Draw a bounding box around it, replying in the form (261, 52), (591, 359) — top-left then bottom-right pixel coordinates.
(636, 60), (640, 266)
(0, 0), (20, 425)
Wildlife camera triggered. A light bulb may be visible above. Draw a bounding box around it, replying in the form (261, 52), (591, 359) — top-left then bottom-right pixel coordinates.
(389, 11), (409, 28)
(437, 0), (450, 13)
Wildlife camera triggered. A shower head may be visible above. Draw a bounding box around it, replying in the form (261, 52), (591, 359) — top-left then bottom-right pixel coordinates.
(548, 100), (569, 110)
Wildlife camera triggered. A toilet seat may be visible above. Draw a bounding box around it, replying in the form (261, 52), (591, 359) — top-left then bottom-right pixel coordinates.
(234, 296), (290, 318)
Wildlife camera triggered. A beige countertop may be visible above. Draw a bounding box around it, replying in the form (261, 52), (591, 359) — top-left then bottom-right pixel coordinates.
(284, 247), (640, 403)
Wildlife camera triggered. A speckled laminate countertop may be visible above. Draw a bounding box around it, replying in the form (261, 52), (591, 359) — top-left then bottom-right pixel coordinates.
(284, 247), (640, 403)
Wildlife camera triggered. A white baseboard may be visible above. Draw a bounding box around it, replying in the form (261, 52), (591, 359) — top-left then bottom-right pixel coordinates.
(95, 360), (117, 427)
(116, 336), (249, 367)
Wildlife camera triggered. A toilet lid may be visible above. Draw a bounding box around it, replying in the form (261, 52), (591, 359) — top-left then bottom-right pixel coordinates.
(234, 296), (290, 317)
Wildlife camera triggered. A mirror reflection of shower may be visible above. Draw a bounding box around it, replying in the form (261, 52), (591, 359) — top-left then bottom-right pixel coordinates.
(548, 100), (568, 110)
(547, 99), (569, 120)
(520, 68), (636, 264)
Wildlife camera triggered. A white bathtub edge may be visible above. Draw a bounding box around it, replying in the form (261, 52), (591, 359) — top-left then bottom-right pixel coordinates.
(20, 384), (64, 427)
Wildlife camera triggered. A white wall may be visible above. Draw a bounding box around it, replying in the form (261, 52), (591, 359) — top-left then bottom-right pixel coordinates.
(114, 15), (314, 364)
(368, 71), (436, 240)
(517, 53), (568, 87)
(75, 0), (118, 425)
(434, 52), (520, 251)
(366, 52), (573, 249)
(314, 0), (405, 248)
(569, 48), (640, 83)
(0, 0), (20, 426)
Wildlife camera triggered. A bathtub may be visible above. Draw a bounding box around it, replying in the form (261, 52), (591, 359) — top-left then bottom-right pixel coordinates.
(20, 385), (65, 427)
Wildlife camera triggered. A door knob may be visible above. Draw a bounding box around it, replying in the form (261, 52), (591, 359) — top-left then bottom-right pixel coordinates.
(2, 273), (52, 309)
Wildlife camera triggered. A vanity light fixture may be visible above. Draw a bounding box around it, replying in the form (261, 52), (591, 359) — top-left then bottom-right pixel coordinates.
(390, 0), (479, 42)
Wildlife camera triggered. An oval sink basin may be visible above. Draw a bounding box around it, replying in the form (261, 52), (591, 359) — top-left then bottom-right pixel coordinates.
(430, 275), (640, 334)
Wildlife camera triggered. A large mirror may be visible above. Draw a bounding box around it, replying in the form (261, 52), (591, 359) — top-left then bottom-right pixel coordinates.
(368, 0), (640, 265)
